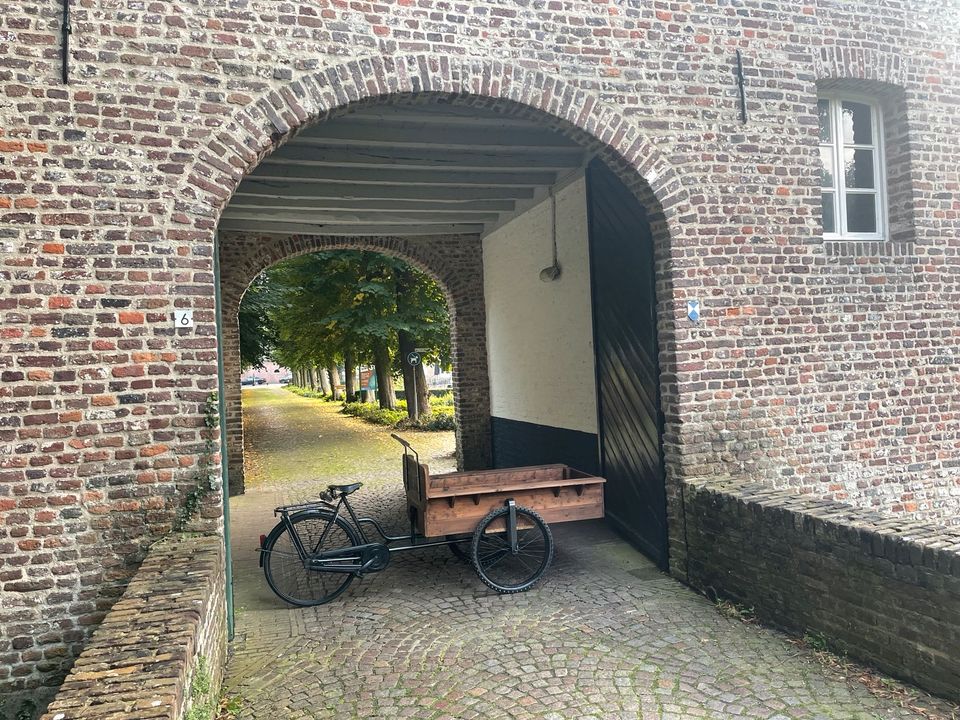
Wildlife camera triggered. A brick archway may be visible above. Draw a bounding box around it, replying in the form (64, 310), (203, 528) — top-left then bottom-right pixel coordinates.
(197, 55), (691, 548)
(219, 233), (489, 495)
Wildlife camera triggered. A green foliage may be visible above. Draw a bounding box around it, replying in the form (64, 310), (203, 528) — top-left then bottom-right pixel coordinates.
(803, 631), (831, 653)
(175, 393), (220, 532)
(238, 251), (452, 410)
(184, 657), (213, 720)
(286, 385), (335, 402)
(431, 391), (455, 407)
(238, 273), (279, 370)
(342, 401), (408, 426)
(340, 399), (455, 431)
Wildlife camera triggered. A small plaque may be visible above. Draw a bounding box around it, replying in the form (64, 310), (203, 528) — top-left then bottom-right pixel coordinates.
(687, 300), (701, 323)
(174, 310), (194, 328)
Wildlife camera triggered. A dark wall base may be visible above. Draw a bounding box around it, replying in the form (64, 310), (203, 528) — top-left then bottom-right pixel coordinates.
(490, 417), (599, 475)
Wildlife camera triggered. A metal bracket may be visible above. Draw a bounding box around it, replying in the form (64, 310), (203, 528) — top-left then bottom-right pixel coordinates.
(736, 49), (748, 124)
(506, 499), (518, 554)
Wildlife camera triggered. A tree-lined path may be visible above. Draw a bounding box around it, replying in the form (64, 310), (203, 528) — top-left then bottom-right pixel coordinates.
(224, 387), (953, 719)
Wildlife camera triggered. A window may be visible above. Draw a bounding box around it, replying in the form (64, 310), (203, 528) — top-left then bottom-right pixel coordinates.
(818, 95), (886, 241)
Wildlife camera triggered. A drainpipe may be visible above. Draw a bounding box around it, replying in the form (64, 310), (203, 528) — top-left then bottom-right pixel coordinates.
(214, 232), (235, 641)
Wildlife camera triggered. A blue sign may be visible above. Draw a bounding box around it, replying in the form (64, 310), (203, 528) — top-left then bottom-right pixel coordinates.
(687, 300), (701, 323)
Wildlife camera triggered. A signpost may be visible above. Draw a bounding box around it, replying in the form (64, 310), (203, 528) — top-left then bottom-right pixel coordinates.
(406, 351), (422, 418)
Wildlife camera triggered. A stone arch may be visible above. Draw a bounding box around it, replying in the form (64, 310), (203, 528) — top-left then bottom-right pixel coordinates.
(196, 55), (692, 549)
(219, 232), (489, 495)
(190, 56), (690, 225)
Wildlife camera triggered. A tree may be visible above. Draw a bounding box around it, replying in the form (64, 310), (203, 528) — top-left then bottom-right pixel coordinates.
(239, 250), (452, 413)
(237, 274), (278, 370)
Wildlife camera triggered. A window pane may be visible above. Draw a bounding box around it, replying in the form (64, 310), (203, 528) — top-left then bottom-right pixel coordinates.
(843, 148), (875, 189)
(819, 146), (835, 187)
(822, 192), (836, 234)
(846, 193), (877, 233)
(818, 99), (831, 142)
(841, 101), (873, 145)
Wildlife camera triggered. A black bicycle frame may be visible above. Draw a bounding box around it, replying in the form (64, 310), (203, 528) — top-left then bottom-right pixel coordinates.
(267, 493), (470, 575)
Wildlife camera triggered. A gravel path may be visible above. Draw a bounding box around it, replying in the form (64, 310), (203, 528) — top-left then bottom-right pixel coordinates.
(224, 387), (950, 719)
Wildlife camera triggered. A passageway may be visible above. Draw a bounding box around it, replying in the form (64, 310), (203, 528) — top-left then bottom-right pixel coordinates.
(224, 388), (947, 720)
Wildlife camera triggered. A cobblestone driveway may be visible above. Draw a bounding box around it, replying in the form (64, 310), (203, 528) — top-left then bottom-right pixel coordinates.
(225, 388), (946, 719)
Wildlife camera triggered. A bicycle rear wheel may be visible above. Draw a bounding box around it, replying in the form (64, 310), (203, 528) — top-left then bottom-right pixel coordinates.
(262, 510), (361, 606)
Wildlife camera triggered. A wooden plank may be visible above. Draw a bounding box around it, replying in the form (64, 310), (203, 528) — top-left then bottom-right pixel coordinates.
(295, 121), (579, 150)
(235, 182), (536, 201)
(247, 163), (559, 187)
(426, 476), (605, 499)
(334, 105), (557, 127)
(220, 208), (503, 225)
(422, 484), (604, 537)
(425, 464), (605, 497)
(217, 220), (485, 236)
(226, 197), (518, 213)
(265, 145), (584, 171)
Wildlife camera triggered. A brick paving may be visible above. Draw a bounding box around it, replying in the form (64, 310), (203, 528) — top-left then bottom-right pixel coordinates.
(224, 389), (944, 720)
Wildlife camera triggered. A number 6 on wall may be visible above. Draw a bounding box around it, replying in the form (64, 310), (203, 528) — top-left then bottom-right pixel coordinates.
(174, 310), (194, 328)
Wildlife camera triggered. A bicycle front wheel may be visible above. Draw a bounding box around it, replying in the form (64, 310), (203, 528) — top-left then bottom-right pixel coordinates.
(262, 510), (361, 606)
(471, 505), (553, 593)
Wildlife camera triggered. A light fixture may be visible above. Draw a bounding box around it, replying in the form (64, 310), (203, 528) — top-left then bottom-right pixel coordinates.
(539, 189), (561, 282)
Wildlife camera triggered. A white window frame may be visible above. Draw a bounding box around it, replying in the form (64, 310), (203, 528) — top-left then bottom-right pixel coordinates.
(818, 93), (888, 242)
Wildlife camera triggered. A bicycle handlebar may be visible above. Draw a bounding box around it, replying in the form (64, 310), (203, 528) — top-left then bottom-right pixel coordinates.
(390, 433), (411, 449)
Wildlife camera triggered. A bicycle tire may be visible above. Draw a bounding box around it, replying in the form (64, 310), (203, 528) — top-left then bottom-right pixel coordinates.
(471, 505), (553, 593)
(262, 510), (361, 606)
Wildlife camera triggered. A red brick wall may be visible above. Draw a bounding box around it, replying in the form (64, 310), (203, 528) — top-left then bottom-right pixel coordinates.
(0, 1), (958, 714)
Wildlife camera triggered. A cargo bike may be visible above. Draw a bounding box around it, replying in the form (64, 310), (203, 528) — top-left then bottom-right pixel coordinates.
(259, 434), (606, 605)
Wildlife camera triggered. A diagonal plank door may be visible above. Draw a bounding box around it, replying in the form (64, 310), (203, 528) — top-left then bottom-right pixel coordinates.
(586, 158), (668, 568)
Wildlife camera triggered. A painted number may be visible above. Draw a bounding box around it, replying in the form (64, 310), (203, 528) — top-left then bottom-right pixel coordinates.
(174, 310), (194, 328)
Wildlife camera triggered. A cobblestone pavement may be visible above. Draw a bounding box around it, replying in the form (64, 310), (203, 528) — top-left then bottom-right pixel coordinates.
(225, 388), (946, 720)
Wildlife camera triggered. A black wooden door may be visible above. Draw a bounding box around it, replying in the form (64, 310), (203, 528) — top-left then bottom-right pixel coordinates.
(586, 158), (668, 568)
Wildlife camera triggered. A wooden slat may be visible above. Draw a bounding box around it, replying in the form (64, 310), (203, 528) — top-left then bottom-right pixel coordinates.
(217, 220), (484, 236)
(265, 145), (584, 171)
(422, 484), (605, 537)
(426, 475), (605, 499)
(220, 208), (503, 225)
(234, 182), (536, 201)
(295, 121), (579, 150)
(226, 197), (517, 213)
(247, 162), (561, 187)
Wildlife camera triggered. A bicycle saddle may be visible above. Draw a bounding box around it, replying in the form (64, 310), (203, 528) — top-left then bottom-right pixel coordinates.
(328, 482), (362, 496)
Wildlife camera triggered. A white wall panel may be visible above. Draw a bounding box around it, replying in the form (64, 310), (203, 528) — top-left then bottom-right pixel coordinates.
(482, 176), (597, 434)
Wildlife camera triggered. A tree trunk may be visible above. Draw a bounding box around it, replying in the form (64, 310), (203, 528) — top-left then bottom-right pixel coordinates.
(344, 349), (356, 402)
(372, 342), (396, 410)
(308, 367), (317, 391)
(318, 365), (331, 395)
(398, 331), (428, 420)
(327, 363), (341, 400)
(415, 360), (429, 417)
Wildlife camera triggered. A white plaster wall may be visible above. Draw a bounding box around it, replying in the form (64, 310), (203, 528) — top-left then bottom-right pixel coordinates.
(482, 175), (598, 434)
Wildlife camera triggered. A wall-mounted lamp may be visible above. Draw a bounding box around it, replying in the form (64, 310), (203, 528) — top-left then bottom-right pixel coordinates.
(539, 189), (562, 282)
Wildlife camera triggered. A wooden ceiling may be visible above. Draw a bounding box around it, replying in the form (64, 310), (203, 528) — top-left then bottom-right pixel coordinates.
(221, 104), (587, 237)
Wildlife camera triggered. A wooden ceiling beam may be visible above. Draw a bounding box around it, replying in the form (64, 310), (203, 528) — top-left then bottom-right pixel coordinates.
(225, 197), (516, 213)
(264, 144), (583, 171)
(217, 220), (485, 236)
(294, 121), (579, 150)
(220, 208), (502, 224)
(246, 164), (559, 187)
(235, 181), (537, 201)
